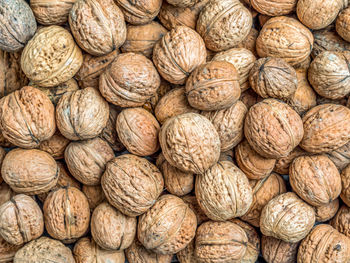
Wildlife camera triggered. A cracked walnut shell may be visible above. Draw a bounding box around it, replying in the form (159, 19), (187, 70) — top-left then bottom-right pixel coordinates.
(126, 239), (173, 263)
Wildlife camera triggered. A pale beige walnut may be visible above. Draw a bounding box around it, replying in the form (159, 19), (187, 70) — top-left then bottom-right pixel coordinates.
(91, 202), (136, 251)
(234, 27), (259, 57)
(300, 104), (350, 153)
(261, 235), (299, 263)
(328, 141), (350, 171)
(256, 16), (314, 66)
(331, 205), (350, 238)
(240, 173), (286, 227)
(0, 182), (15, 207)
(126, 239), (173, 263)
(244, 0), (297, 16)
(340, 164), (350, 206)
(74, 237), (125, 263)
(153, 26), (207, 85)
(196, 0), (252, 52)
(195, 161), (253, 221)
(0, 86), (56, 149)
(13, 237), (75, 263)
(56, 87), (109, 141)
(65, 137), (114, 185)
(297, 224), (350, 263)
(260, 192), (315, 242)
(102, 154), (164, 216)
(176, 239), (198, 263)
(244, 99), (304, 159)
(0, 235), (21, 263)
(195, 220), (247, 263)
(0, 194), (43, 246)
(39, 132), (70, 160)
(43, 187), (90, 243)
(82, 185), (105, 211)
(159, 113), (221, 174)
(21, 26), (83, 88)
(308, 51), (350, 99)
(182, 195), (209, 225)
(337, 7), (350, 42)
(235, 140), (276, 180)
(2, 148), (58, 195)
(138, 194), (197, 255)
(315, 199), (339, 222)
(240, 89), (263, 109)
(273, 147), (307, 175)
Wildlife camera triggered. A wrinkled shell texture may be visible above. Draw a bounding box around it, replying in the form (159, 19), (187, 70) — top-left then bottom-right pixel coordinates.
(196, 0), (252, 51)
(244, 99), (304, 159)
(260, 192), (315, 242)
(328, 140), (350, 171)
(126, 239), (173, 263)
(261, 235), (299, 263)
(256, 16), (314, 66)
(0, 182), (15, 207)
(0, 235), (21, 263)
(195, 161), (253, 221)
(176, 239), (197, 263)
(167, 0), (198, 8)
(331, 205), (350, 238)
(40, 133), (70, 160)
(69, 0), (126, 56)
(138, 194), (197, 255)
(182, 195), (209, 225)
(337, 7), (350, 42)
(82, 185), (105, 211)
(102, 154), (164, 216)
(56, 87), (109, 141)
(0, 86), (55, 149)
(247, 0), (297, 16)
(273, 146), (307, 175)
(159, 113), (221, 174)
(340, 164), (350, 206)
(153, 26), (207, 84)
(43, 187), (90, 243)
(91, 202), (136, 251)
(21, 26), (83, 88)
(315, 199), (340, 222)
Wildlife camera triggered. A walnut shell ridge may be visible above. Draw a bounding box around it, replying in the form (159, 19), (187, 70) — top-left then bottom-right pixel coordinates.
(315, 199), (340, 223)
(40, 132), (70, 160)
(261, 235), (299, 263)
(331, 205), (350, 238)
(328, 140), (350, 171)
(337, 7), (350, 42)
(245, 0), (297, 16)
(340, 164), (350, 207)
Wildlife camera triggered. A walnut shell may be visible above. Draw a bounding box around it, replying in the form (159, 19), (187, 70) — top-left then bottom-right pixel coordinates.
(256, 16), (314, 66)
(82, 185), (105, 211)
(91, 202), (136, 251)
(56, 87), (109, 141)
(196, 0), (252, 51)
(43, 187), (90, 243)
(159, 113), (221, 174)
(300, 104), (350, 153)
(0, 182), (15, 207)
(39, 132), (70, 160)
(331, 205), (350, 238)
(245, 0), (297, 16)
(315, 198), (339, 222)
(244, 98), (304, 159)
(328, 141), (350, 171)
(0, 147), (5, 182)
(176, 239), (198, 263)
(21, 26), (83, 88)
(260, 192), (315, 242)
(138, 194), (197, 255)
(240, 88), (263, 109)
(234, 27), (259, 56)
(181, 195), (209, 225)
(0, 194), (43, 246)
(0, 0), (37, 52)
(102, 154), (164, 216)
(168, 0), (198, 7)
(261, 235), (299, 263)
(126, 239), (173, 263)
(340, 164), (350, 206)
(0, 236), (21, 263)
(337, 7), (350, 42)
(153, 26), (207, 85)
(273, 146), (307, 175)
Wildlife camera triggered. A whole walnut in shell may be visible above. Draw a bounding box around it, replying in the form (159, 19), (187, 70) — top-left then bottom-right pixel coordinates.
(21, 26), (83, 88)
(0, 182), (15, 207)
(328, 141), (350, 171)
(82, 185), (105, 211)
(315, 199), (340, 222)
(40, 132), (70, 160)
(91, 202), (136, 251)
(102, 154), (164, 216)
(0, 194), (43, 246)
(138, 194), (197, 255)
(0, 236), (21, 263)
(273, 146), (307, 175)
(337, 7), (350, 42)
(176, 239), (197, 263)
(261, 235), (299, 263)
(56, 87), (109, 141)
(244, 0), (297, 16)
(182, 195), (209, 225)
(234, 27), (259, 56)
(331, 205), (350, 238)
(69, 0), (126, 56)
(126, 239), (173, 263)
(340, 164), (350, 207)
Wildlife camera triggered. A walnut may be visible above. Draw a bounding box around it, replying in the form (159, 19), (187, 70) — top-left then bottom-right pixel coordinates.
(340, 164), (350, 206)
(138, 194), (197, 255)
(126, 239), (173, 263)
(43, 187), (90, 243)
(39, 132), (70, 160)
(337, 7), (350, 42)
(56, 87), (109, 141)
(0, 147), (5, 182)
(244, 0), (297, 16)
(260, 192), (315, 242)
(315, 199), (339, 222)
(102, 154), (164, 216)
(240, 89), (263, 109)
(0, 236), (21, 263)
(235, 27), (259, 56)
(331, 205), (350, 238)
(273, 146), (307, 175)
(317, 96), (348, 106)
(21, 26), (83, 88)
(82, 185), (105, 211)
(0, 182), (15, 207)
(181, 195), (209, 225)
(328, 141), (350, 171)
(176, 239), (197, 263)
(261, 235), (299, 263)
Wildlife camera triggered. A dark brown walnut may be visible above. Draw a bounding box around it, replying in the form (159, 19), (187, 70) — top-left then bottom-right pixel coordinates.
(195, 221), (248, 263)
(234, 27), (259, 57)
(240, 89), (263, 109)
(56, 87), (109, 141)
(249, 57), (297, 101)
(21, 26), (83, 88)
(82, 185), (105, 211)
(65, 137), (114, 185)
(121, 22), (167, 58)
(273, 147), (307, 175)
(13, 237), (75, 263)
(91, 202), (136, 251)
(290, 155), (342, 206)
(69, 0), (126, 56)
(102, 154), (164, 216)
(0, 182), (15, 207)
(176, 239), (197, 263)
(308, 51), (350, 99)
(328, 141), (350, 171)
(235, 140), (276, 180)
(153, 26), (207, 85)
(0, 86), (56, 149)
(0, 194), (43, 246)
(315, 199), (339, 222)
(258, 14), (271, 27)
(261, 235), (299, 263)
(0, 0), (37, 52)
(256, 16), (314, 66)
(182, 195), (209, 225)
(197, 0), (253, 52)
(260, 192), (315, 242)
(39, 132), (70, 160)
(0, 236), (21, 263)
(43, 187), (90, 243)
(300, 104), (350, 153)
(337, 7), (350, 42)
(126, 239), (173, 263)
(116, 107), (160, 156)
(244, 0), (297, 16)
(195, 161), (253, 221)
(244, 99), (304, 159)
(297, 224), (350, 263)
(74, 237), (125, 263)
(340, 164), (350, 206)
(240, 173), (287, 227)
(2, 149), (58, 195)
(331, 205), (350, 238)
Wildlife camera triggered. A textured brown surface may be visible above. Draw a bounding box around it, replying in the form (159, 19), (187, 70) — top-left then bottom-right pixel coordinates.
(240, 89), (263, 109)
(82, 185), (105, 211)
(245, 0), (297, 16)
(261, 235), (299, 263)
(0, 235), (21, 263)
(341, 164), (350, 206)
(331, 205), (350, 238)
(40, 132), (70, 160)
(126, 239), (173, 263)
(168, 0), (198, 7)
(273, 146), (307, 175)
(0, 147), (5, 182)
(176, 239), (198, 263)
(0, 182), (15, 207)
(337, 7), (350, 42)
(181, 195), (209, 225)
(328, 140), (350, 171)
(315, 199), (339, 222)
(234, 27), (259, 56)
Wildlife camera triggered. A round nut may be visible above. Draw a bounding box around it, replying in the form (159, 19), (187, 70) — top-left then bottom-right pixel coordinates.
(337, 7), (350, 42)
(176, 239), (197, 263)
(245, 0), (297, 16)
(0, 182), (15, 207)
(126, 239), (173, 263)
(331, 205), (350, 238)
(261, 235), (299, 263)
(40, 132), (70, 160)
(340, 164), (350, 207)
(235, 27), (259, 56)
(82, 185), (105, 211)
(315, 199), (339, 222)
(273, 146), (307, 175)
(327, 141), (350, 171)
(0, 235), (22, 263)
(0, 147), (5, 182)
(240, 89), (262, 109)
(167, 0), (198, 7)
(181, 195), (209, 225)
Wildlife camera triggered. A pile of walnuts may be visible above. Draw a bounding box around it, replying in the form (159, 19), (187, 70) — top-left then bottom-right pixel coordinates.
(2, 0), (350, 262)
